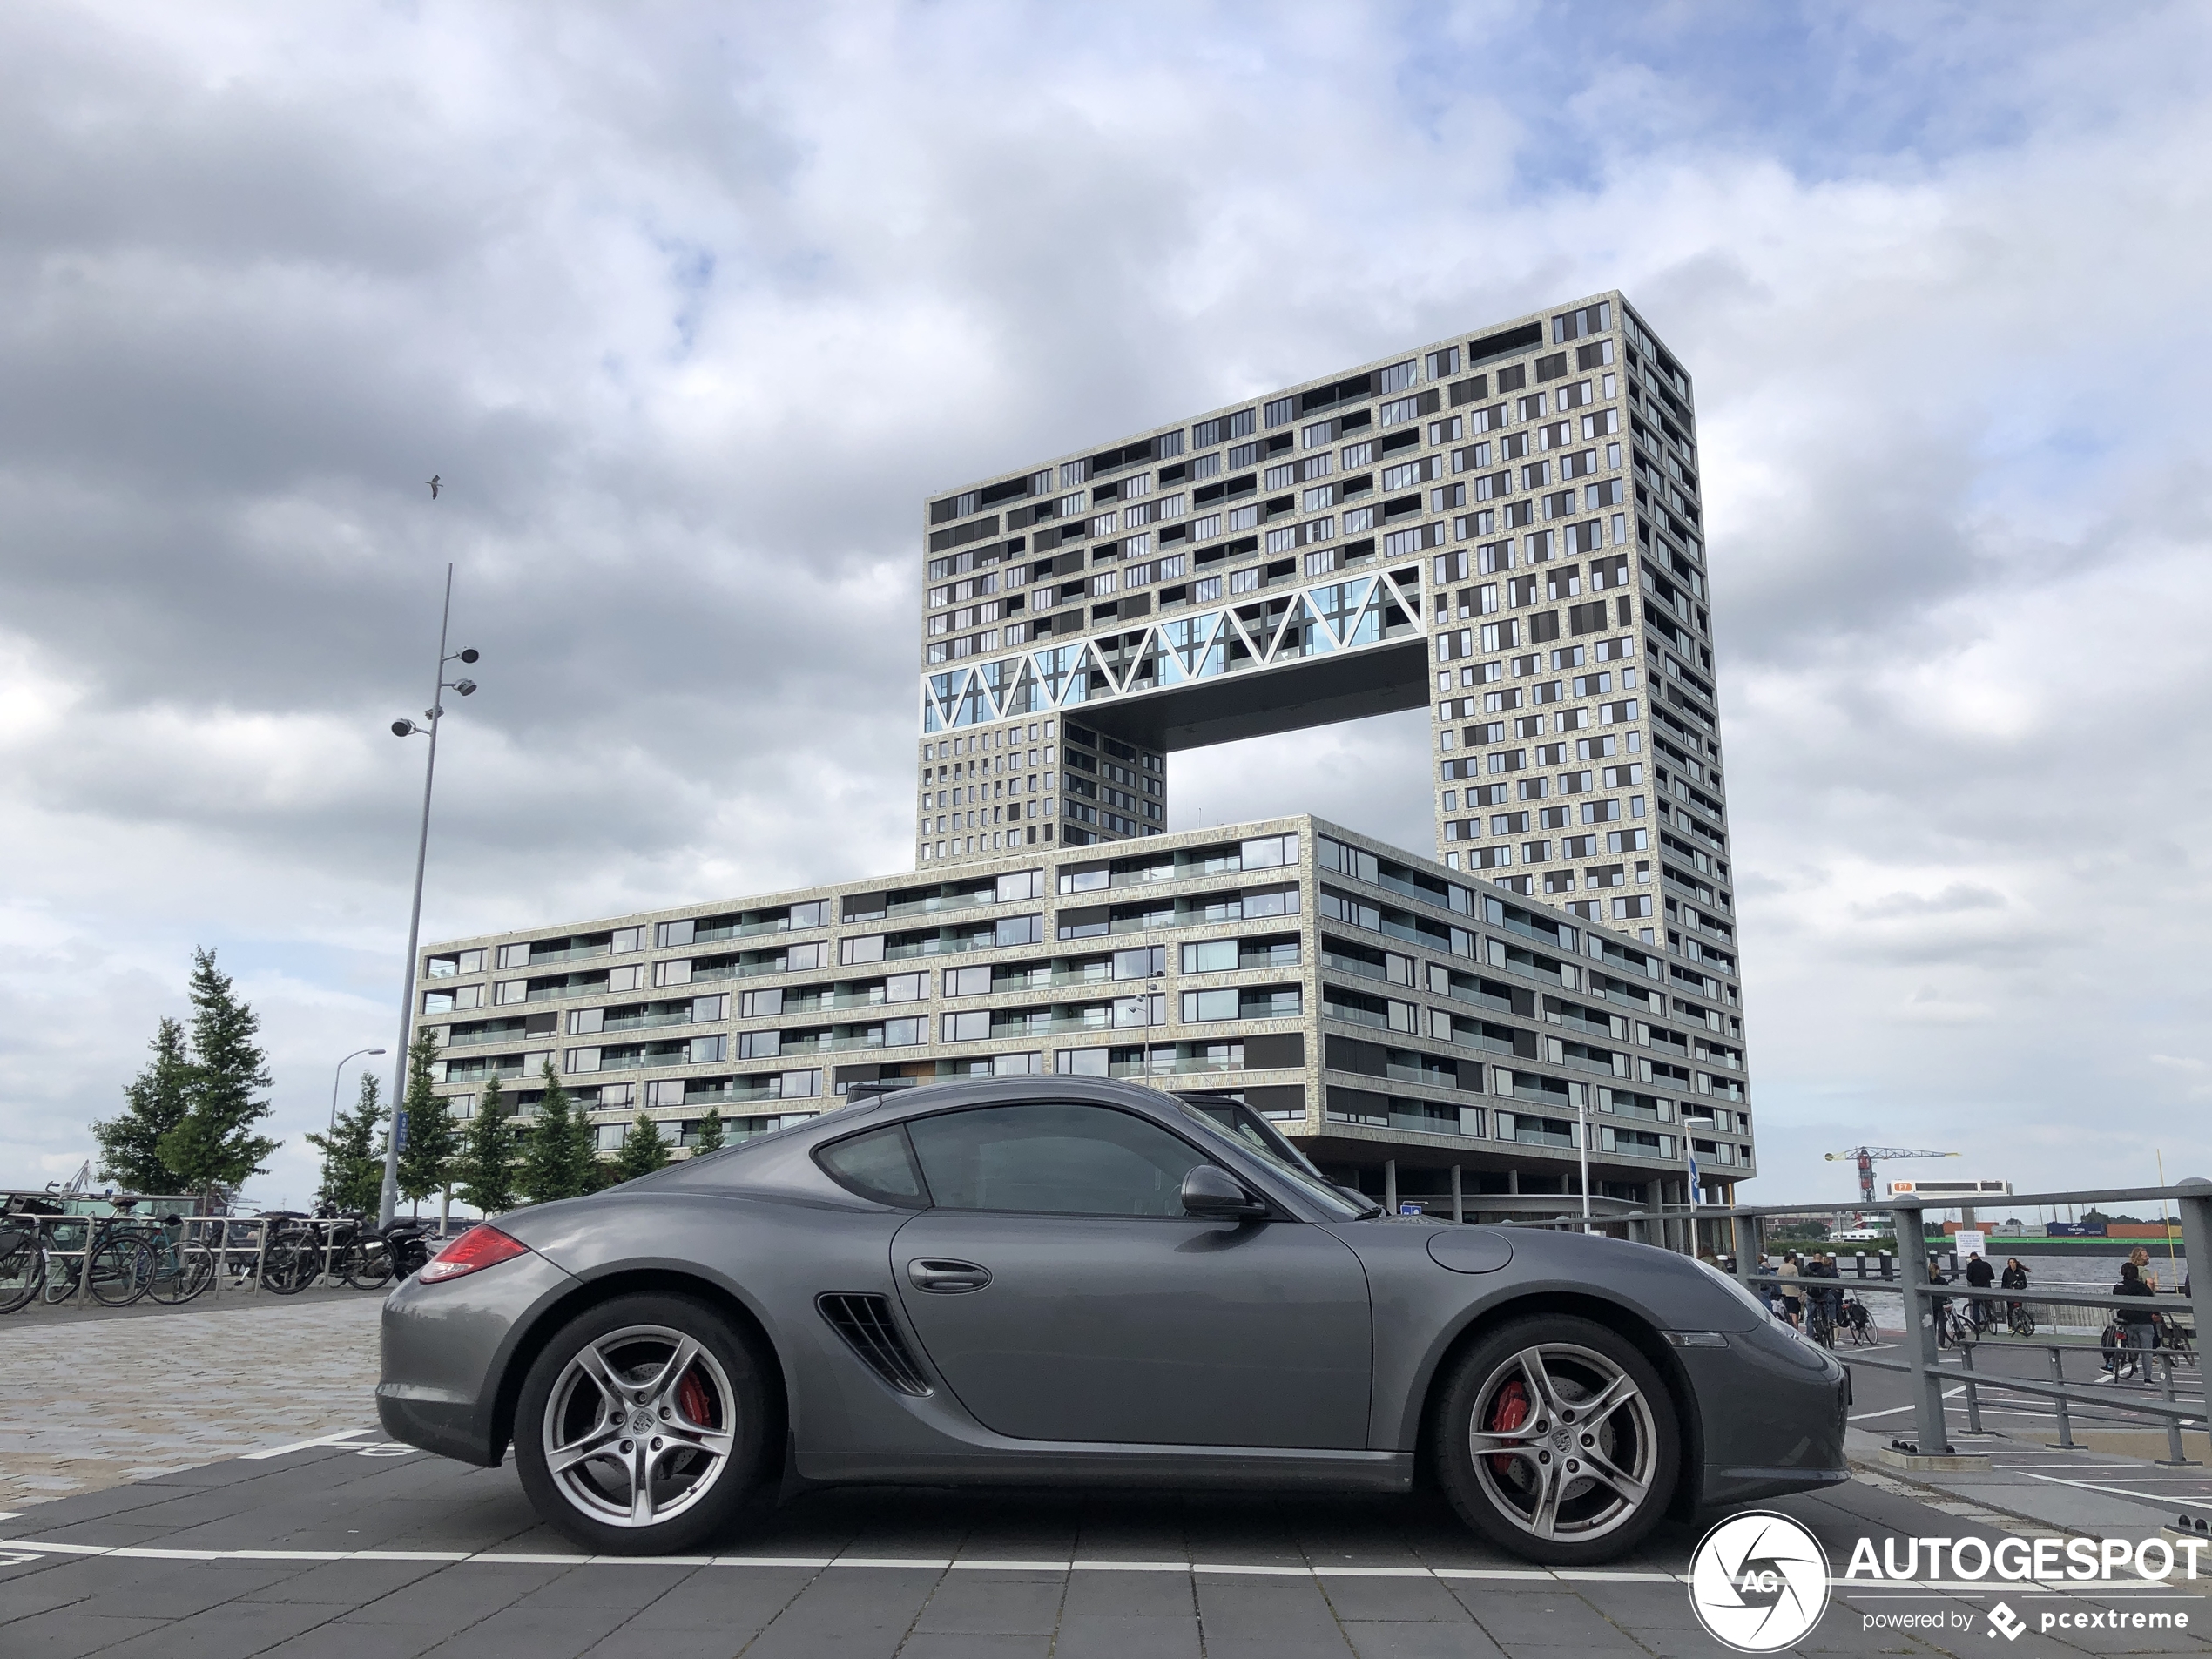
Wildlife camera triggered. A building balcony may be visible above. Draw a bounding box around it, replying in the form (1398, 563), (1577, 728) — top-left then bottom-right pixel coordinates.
(528, 943), (610, 965)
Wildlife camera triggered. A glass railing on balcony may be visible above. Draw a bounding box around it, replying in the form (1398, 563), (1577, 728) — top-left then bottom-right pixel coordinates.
(523, 981), (606, 1001)
(884, 935), (990, 960)
(691, 917), (808, 945)
(1108, 1054), (1244, 1077)
(778, 1031), (924, 1055)
(527, 944), (610, 966)
(1504, 1123), (1576, 1149)
(1320, 952), (1390, 984)
(1320, 997), (1395, 1032)
(885, 889), (997, 918)
(443, 1027), (536, 1048)
(598, 1011), (698, 1033)
(1385, 1063), (1456, 1088)
(689, 959), (787, 982)
(685, 1087), (800, 1108)
(1387, 1111), (1472, 1137)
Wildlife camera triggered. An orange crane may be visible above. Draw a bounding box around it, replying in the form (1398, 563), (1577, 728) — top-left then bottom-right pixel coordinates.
(1825, 1146), (1958, 1207)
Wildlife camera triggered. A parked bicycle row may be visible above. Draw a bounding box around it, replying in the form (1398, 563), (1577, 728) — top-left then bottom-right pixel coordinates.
(0, 1194), (449, 1312)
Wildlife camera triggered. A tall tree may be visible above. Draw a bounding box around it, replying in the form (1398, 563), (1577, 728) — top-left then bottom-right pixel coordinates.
(616, 1113), (670, 1183)
(307, 1072), (387, 1216)
(520, 1060), (593, 1204)
(451, 1074), (516, 1217)
(158, 948), (279, 1197)
(396, 1027), (456, 1215)
(92, 1017), (193, 1193)
(690, 1106), (724, 1157)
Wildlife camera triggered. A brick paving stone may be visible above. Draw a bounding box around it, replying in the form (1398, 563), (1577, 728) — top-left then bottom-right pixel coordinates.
(0, 1294), (381, 1509)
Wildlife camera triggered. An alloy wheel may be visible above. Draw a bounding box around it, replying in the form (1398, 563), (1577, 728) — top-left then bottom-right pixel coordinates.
(541, 1324), (738, 1529)
(1467, 1340), (1658, 1544)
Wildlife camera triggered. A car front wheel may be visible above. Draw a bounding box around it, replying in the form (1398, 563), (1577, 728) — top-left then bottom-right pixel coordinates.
(1433, 1314), (1678, 1565)
(514, 1292), (773, 1554)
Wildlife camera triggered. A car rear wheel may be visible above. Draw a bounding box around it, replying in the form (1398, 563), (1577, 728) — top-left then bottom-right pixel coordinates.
(514, 1293), (772, 1555)
(1433, 1314), (1678, 1565)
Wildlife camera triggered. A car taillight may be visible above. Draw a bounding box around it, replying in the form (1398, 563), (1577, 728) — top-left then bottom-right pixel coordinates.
(417, 1224), (530, 1284)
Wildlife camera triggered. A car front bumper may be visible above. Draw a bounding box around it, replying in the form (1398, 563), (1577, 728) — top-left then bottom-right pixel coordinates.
(1681, 1318), (1851, 1507)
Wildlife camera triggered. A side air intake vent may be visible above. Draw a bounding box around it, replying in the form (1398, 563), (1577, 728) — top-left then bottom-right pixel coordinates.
(817, 1293), (933, 1397)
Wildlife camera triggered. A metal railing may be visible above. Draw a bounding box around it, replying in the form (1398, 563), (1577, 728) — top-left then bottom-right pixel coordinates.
(1526, 1181), (2209, 1462)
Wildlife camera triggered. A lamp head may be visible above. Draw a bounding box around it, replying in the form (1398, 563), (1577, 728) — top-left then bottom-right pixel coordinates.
(454, 679), (476, 696)
(391, 718), (418, 737)
(457, 647), (480, 664)
(368, 1048), (388, 1055)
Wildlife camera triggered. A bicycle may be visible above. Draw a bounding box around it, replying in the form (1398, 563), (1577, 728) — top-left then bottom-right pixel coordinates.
(1937, 1304), (1977, 1349)
(1838, 1294), (1876, 1346)
(336, 1217), (435, 1289)
(2005, 1300), (2036, 1339)
(1804, 1298), (1837, 1350)
(0, 1197), (59, 1314)
(37, 1211), (157, 1307)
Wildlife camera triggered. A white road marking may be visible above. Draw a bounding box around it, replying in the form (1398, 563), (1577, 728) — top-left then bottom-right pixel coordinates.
(241, 1429), (376, 1460)
(0, 1537), (1674, 1580)
(2020, 1470), (2212, 1512)
(1851, 1386), (1966, 1420)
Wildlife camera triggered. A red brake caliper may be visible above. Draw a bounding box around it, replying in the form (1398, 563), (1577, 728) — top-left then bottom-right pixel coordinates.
(1485, 1379), (1529, 1478)
(677, 1366), (715, 1428)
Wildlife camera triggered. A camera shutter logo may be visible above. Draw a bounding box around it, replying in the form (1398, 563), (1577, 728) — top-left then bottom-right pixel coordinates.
(1688, 1511), (1831, 1652)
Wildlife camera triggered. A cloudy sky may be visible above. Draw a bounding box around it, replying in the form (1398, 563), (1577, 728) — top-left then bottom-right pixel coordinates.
(3, 2), (2208, 1212)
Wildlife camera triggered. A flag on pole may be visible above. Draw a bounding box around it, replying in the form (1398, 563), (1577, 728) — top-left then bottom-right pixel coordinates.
(1687, 1146), (1700, 1206)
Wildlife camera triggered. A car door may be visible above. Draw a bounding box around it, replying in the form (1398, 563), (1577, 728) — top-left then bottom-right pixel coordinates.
(884, 1099), (1371, 1449)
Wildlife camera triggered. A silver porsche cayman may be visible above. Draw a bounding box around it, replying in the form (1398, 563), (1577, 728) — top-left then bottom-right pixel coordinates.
(377, 1076), (1846, 1564)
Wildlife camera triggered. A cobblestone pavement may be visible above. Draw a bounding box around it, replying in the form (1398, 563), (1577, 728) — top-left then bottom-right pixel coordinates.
(0, 1293), (381, 1508)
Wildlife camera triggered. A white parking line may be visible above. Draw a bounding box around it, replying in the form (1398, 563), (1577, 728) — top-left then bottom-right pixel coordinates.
(2020, 1470), (2212, 1512)
(240, 1429), (376, 1460)
(0, 1538), (1671, 1581)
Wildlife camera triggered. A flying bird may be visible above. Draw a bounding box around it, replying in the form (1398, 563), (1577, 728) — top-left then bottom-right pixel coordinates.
(427, 475), (441, 500)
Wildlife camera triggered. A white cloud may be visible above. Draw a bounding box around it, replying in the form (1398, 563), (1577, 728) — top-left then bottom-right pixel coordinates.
(3, 2), (2210, 1206)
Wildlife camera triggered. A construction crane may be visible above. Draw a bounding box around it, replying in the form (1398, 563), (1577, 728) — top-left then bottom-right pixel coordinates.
(1825, 1146), (1958, 1207)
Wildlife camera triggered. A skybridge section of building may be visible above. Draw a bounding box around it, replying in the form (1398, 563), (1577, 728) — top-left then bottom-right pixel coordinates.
(410, 815), (1754, 1193)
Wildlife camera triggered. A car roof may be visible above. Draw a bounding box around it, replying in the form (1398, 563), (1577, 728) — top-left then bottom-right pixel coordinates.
(651, 1074), (1329, 1216)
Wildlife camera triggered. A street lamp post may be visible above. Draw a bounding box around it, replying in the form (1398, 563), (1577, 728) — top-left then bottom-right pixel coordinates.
(378, 563), (480, 1226)
(324, 1047), (387, 1202)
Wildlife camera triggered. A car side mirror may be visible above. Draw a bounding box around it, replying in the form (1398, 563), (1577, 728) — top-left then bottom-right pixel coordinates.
(1182, 1164), (1267, 1220)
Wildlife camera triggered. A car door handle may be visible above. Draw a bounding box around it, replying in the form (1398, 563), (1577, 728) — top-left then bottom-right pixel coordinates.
(907, 1258), (992, 1294)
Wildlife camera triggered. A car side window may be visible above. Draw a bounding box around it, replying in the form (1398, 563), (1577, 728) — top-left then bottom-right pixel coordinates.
(903, 1103), (1204, 1217)
(815, 1124), (929, 1207)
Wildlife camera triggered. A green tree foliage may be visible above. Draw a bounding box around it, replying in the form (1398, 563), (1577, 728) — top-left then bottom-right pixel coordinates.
(451, 1073), (517, 1217)
(307, 1072), (388, 1215)
(691, 1107), (724, 1157)
(92, 1017), (193, 1193)
(396, 1027), (456, 1212)
(158, 948), (280, 1197)
(519, 1060), (597, 1204)
(616, 1113), (670, 1183)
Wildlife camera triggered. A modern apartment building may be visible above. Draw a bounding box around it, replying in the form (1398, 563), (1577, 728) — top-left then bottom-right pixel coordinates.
(914, 292), (1731, 987)
(416, 291), (1748, 1211)
(419, 816), (1751, 1215)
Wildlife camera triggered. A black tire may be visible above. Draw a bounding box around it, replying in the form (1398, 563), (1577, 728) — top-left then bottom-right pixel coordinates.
(0, 1235), (43, 1314)
(146, 1242), (214, 1305)
(514, 1293), (775, 1556)
(89, 1237), (154, 1305)
(342, 1242), (393, 1290)
(260, 1239), (316, 1296)
(1432, 1314), (1680, 1567)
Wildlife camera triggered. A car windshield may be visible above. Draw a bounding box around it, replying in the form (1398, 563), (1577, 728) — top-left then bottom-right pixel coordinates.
(1174, 1097), (1368, 1219)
